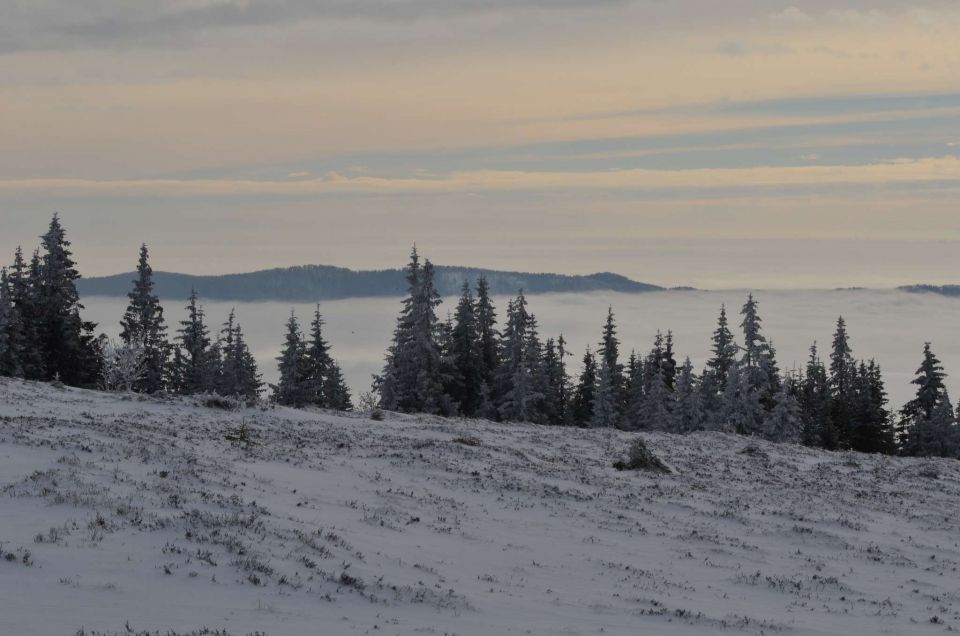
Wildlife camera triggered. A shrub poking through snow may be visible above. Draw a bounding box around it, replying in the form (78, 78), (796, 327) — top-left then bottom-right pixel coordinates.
(613, 437), (670, 473)
(739, 442), (769, 460)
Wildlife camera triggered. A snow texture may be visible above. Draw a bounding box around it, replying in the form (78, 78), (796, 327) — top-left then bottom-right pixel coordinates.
(1, 377), (959, 635)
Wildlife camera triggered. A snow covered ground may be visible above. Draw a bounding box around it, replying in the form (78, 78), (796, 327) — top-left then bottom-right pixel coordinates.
(2, 378), (959, 635)
(81, 288), (960, 408)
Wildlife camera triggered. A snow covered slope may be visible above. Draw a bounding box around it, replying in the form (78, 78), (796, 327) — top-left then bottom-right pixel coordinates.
(1, 378), (958, 636)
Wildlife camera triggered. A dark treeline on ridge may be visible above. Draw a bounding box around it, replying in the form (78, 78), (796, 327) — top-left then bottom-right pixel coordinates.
(1, 216), (959, 459)
(76, 264), (663, 302)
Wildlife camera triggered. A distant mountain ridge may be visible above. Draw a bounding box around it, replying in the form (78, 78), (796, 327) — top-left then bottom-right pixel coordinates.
(77, 264), (664, 301)
(897, 284), (960, 297)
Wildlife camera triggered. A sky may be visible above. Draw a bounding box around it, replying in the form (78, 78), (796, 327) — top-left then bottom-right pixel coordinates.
(2, 0), (960, 288)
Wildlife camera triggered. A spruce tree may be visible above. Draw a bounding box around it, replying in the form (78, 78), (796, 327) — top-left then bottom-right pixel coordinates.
(322, 360), (352, 411)
(719, 363), (763, 435)
(475, 274), (499, 395)
(35, 214), (102, 387)
(571, 348), (597, 427)
(662, 331), (678, 390)
(542, 337), (570, 426)
(449, 281), (483, 416)
(275, 311), (309, 407)
(303, 305), (333, 406)
(177, 289), (212, 394)
(900, 342), (954, 457)
(672, 358), (703, 433)
(119, 244), (169, 393)
(597, 307), (625, 411)
(798, 343), (833, 448)
(0, 268), (22, 377)
(8, 247), (42, 379)
(636, 368), (673, 431)
(764, 381), (803, 443)
(375, 248), (449, 414)
(848, 360), (895, 454)
(218, 310), (261, 403)
(496, 293), (544, 422)
(706, 304), (735, 391)
(828, 316), (855, 445)
(591, 357), (619, 428)
(738, 294), (779, 414)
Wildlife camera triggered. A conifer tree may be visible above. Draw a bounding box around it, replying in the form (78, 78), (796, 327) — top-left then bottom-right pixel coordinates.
(571, 348), (597, 427)
(828, 316), (855, 445)
(449, 281), (483, 416)
(0, 268), (22, 377)
(218, 310), (261, 402)
(636, 368), (673, 431)
(848, 360), (895, 454)
(672, 358), (703, 433)
(475, 274), (499, 394)
(322, 360), (352, 411)
(738, 294), (779, 413)
(376, 248), (449, 414)
(662, 331), (678, 390)
(275, 311), (309, 407)
(591, 357), (619, 428)
(8, 246), (42, 379)
(303, 305), (333, 406)
(542, 337), (570, 426)
(798, 343), (833, 448)
(719, 363), (763, 435)
(35, 214), (102, 387)
(496, 293), (544, 422)
(706, 304), (736, 390)
(597, 307), (625, 411)
(177, 289), (212, 394)
(119, 244), (169, 393)
(900, 343), (956, 457)
(764, 381), (803, 443)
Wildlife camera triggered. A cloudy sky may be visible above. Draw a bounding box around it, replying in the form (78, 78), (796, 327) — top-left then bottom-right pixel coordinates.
(2, 0), (959, 287)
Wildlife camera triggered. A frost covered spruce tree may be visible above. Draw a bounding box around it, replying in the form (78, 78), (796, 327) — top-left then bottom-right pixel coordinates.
(0, 267), (23, 377)
(447, 281), (483, 416)
(119, 244), (169, 393)
(6, 247), (43, 379)
(274, 311), (309, 407)
(571, 347), (597, 426)
(591, 357), (620, 428)
(475, 274), (499, 408)
(763, 381), (803, 443)
(828, 316), (855, 445)
(597, 307), (625, 414)
(848, 360), (895, 454)
(798, 342), (833, 448)
(217, 309), (262, 403)
(495, 291), (545, 423)
(29, 214), (103, 387)
(175, 289), (215, 394)
(541, 335), (571, 426)
(672, 357), (704, 433)
(899, 343), (959, 458)
(376, 247), (451, 415)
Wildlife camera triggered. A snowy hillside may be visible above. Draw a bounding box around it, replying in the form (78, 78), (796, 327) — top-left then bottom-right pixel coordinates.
(1, 379), (959, 636)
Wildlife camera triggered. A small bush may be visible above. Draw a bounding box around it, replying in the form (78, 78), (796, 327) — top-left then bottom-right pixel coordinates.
(453, 436), (481, 447)
(739, 443), (769, 460)
(204, 395), (239, 411)
(918, 464), (940, 480)
(613, 438), (670, 473)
